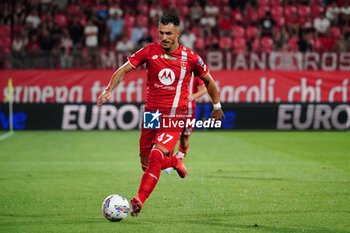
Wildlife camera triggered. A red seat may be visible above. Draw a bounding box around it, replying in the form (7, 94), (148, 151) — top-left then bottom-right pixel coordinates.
(288, 37), (299, 51)
(231, 9), (244, 23)
(195, 38), (205, 51)
(233, 25), (245, 38)
(137, 4), (149, 15)
(233, 38), (246, 53)
(275, 16), (286, 27)
(315, 37), (323, 51)
(299, 5), (311, 17)
(180, 6), (189, 17)
(252, 38), (260, 52)
(271, 6), (284, 19)
(273, 26), (280, 35)
(81, 0), (94, 7)
(68, 4), (80, 14)
(312, 5), (324, 18)
(258, 0), (270, 7)
(136, 15), (149, 28)
(329, 27), (341, 39)
(246, 26), (259, 40)
(0, 25), (11, 36)
(123, 15), (135, 28)
(41, 14), (50, 22)
(125, 27), (133, 38)
(311, 0), (322, 4)
(300, 16), (313, 28)
(285, 5), (297, 20)
(261, 36), (273, 53)
(219, 36), (232, 50)
(191, 26), (202, 36)
(0, 37), (10, 48)
(246, 6), (260, 23)
(212, 37), (219, 45)
(55, 14), (68, 27)
(271, 0), (282, 5)
(78, 14), (87, 26)
(0, 47), (10, 54)
(258, 5), (270, 19)
(175, 0), (189, 8)
(205, 36), (219, 48)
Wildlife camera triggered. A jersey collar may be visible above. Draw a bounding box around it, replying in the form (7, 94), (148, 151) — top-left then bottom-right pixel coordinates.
(163, 43), (182, 55)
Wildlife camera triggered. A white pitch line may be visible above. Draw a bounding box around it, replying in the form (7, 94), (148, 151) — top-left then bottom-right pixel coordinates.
(0, 131), (14, 141)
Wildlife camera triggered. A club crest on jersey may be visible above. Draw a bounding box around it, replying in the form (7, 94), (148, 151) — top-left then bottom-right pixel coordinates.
(158, 68), (175, 85)
(180, 59), (187, 68)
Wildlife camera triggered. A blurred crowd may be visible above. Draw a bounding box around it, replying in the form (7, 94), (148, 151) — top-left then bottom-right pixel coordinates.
(1, 0), (350, 69)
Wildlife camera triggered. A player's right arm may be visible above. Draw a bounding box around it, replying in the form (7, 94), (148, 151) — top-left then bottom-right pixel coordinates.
(97, 44), (151, 105)
(97, 62), (134, 106)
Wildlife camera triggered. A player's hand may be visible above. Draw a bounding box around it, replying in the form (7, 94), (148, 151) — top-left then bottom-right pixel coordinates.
(187, 94), (194, 102)
(211, 109), (225, 121)
(97, 90), (111, 106)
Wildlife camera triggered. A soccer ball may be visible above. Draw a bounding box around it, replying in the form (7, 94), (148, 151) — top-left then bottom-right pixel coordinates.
(102, 194), (130, 221)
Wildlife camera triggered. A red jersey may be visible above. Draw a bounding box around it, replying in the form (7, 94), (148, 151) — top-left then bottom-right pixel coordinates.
(128, 42), (209, 116)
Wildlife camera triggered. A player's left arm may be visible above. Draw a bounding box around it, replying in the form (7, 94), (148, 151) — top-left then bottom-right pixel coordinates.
(200, 73), (225, 120)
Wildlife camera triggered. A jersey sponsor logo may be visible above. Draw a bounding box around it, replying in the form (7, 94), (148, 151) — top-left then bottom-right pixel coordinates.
(161, 54), (178, 61)
(158, 68), (175, 85)
(152, 55), (158, 59)
(154, 83), (175, 91)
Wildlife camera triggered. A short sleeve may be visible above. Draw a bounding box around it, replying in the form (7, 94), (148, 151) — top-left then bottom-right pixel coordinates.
(195, 76), (204, 87)
(192, 54), (209, 78)
(127, 44), (151, 68)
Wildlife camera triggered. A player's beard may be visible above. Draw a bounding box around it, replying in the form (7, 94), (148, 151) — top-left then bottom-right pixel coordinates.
(161, 41), (171, 52)
(161, 40), (176, 53)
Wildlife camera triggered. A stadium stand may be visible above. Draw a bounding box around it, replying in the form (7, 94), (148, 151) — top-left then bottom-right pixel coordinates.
(0, 0), (349, 69)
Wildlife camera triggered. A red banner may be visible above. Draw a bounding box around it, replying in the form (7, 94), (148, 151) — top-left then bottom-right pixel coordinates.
(0, 70), (349, 103)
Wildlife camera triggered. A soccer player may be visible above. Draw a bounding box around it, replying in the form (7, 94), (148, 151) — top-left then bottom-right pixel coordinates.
(179, 75), (207, 156)
(97, 14), (224, 217)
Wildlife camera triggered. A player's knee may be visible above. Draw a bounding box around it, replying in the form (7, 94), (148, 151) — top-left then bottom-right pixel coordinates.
(141, 162), (148, 171)
(140, 156), (149, 171)
(149, 147), (165, 163)
(154, 143), (169, 155)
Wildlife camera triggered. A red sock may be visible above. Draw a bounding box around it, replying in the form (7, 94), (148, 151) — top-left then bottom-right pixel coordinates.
(161, 153), (177, 170)
(179, 144), (189, 155)
(137, 148), (164, 204)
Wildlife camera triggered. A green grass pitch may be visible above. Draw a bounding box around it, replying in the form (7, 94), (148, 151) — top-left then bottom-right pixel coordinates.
(0, 131), (350, 233)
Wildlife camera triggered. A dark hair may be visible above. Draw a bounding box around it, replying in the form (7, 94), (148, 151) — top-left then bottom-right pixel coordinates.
(160, 14), (180, 27)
